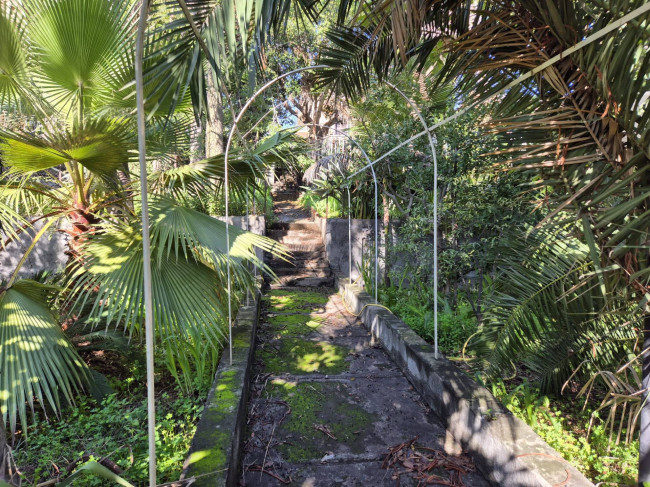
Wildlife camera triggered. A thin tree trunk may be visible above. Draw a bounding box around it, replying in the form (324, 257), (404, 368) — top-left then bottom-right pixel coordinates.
(640, 314), (650, 485)
(0, 424), (7, 482)
(382, 193), (391, 288)
(205, 72), (224, 157)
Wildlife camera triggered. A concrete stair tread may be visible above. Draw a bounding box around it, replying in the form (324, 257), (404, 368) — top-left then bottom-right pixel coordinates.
(283, 243), (324, 252)
(268, 222), (318, 231)
(270, 276), (334, 288)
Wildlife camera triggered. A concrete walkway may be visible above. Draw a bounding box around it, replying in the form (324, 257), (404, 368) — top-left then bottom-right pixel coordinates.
(239, 194), (489, 486)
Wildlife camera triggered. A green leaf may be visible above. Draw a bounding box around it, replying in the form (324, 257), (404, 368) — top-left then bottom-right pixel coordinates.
(58, 461), (135, 487)
(0, 119), (130, 177)
(0, 279), (89, 434)
(0, 5), (28, 107)
(27, 0), (134, 111)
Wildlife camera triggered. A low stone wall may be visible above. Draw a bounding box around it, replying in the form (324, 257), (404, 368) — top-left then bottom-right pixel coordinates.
(339, 279), (594, 487)
(0, 215), (265, 282)
(182, 290), (261, 486)
(0, 221), (70, 281)
(314, 214), (385, 281)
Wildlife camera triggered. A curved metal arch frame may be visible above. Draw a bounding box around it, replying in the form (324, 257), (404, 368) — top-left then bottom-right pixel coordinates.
(273, 124), (377, 303)
(224, 65), (439, 363)
(384, 81), (439, 358)
(240, 100), (376, 295)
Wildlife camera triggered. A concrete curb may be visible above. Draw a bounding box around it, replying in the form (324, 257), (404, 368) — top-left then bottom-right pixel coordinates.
(339, 280), (594, 487)
(182, 291), (261, 486)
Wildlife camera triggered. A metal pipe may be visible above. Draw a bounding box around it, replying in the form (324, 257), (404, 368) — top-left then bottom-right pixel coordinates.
(134, 0), (156, 484)
(223, 66), (328, 364)
(385, 81), (439, 357)
(369, 164), (378, 302)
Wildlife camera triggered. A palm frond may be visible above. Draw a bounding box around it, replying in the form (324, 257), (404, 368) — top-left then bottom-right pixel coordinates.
(0, 119), (131, 179)
(471, 228), (640, 393)
(25, 0), (135, 113)
(0, 3), (28, 109)
(0, 279), (89, 434)
(66, 198), (288, 377)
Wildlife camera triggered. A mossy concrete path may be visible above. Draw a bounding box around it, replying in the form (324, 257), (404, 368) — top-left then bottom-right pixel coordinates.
(238, 194), (489, 486)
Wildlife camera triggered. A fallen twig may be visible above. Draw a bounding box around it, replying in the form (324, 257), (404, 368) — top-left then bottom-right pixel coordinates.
(248, 464), (291, 484)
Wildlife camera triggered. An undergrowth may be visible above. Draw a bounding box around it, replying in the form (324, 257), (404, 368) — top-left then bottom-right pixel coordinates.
(12, 364), (207, 486)
(299, 192), (342, 218)
(379, 285), (477, 356)
(488, 378), (637, 484)
(378, 283), (638, 484)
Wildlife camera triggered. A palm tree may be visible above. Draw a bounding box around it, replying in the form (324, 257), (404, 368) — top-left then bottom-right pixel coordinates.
(0, 0), (291, 441)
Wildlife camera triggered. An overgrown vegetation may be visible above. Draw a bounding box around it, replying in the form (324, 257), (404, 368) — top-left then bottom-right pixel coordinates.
(13, 366), (206, 486)
(1, 0), (648, 483)
(489, 379), (637, 484)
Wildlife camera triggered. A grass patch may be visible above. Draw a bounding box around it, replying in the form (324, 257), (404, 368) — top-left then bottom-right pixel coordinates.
(264, 289), (330, 314)
(265, 314), (325, 335)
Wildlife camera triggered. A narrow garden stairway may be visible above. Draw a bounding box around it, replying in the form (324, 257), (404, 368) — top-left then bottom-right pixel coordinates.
(238, 193), (489, 486)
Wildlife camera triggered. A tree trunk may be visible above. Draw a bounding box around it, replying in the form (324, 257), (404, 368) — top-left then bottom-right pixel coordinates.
(640, 314), (650, 485)
(205, 72), (224, 157)
(0, 424), (15, 484)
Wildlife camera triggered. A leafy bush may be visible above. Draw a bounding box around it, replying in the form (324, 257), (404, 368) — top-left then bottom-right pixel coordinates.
(13, 389), (205, 486)
(489, 379), (638, 484)
(379, 285), (477, 356)
(299, 191), (342, 218)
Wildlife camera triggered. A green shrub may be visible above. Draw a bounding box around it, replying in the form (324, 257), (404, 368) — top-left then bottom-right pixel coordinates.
(489, 378), (637, 484)
(13, 389), (205, 486)
(379, 285), (477, 356)
(299, 192), (342, 218)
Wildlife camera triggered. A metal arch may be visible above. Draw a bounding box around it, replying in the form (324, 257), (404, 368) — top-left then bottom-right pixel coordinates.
(384, 81), (439, 358)
(235, 98), (378, 294)
(320, 138), (352, 283)
(224, 65), (334, 365)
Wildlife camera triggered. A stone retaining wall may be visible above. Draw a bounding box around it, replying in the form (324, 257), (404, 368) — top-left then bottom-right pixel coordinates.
(339, 279), (594, 487)
(181, 290), (261, 486)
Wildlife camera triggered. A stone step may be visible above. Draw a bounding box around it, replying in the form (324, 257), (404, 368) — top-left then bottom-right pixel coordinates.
(267, 229), (320, 239)
(268, 222), (319, 232)
(278, 238), (323, 247)
(270, 275), (334, 288)
(272, 267), (332, 277)
(266, 250), (327, 262)
(283, 243), (324, 252)
(268, 261), (330, 271)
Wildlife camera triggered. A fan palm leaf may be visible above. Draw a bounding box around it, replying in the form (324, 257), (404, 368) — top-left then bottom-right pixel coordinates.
(25, 0), (135, 115)
(0, 279), (89, 434)
(0, 119), (132, 180)
(0, 2), (28, 110)
(66, 198), (288, 377)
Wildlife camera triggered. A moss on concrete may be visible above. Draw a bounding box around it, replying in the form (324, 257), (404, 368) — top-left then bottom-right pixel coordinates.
(267, 381), (377, 462)
(260, 338), (350, 375)
(264, 289), (329, 313)
(266, 314), (324, 335)
(187, 369), (242, 478)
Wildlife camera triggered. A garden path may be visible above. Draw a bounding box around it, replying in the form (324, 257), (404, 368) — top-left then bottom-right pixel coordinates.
(238, 193), (489, 486)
